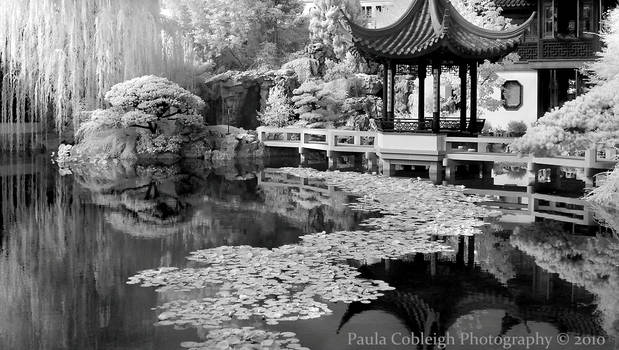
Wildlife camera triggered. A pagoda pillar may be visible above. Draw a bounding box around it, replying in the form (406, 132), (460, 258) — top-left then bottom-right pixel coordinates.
(382, 62), (388, 124)
(388, 61), (396, 122)
(417, 64), (426, 130)
(432, 61), (441, 133)
(459, 64), (468, 132)
(468, 62), (478, 133)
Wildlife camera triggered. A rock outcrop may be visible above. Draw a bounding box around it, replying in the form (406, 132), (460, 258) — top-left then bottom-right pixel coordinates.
(200, 69), (299, 130)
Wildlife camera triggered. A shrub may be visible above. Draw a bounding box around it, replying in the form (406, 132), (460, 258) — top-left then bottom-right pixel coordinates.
(258, 86), (294, 127)
(323, 52), (359, 81)
(136, 133), (185, 155)
(74, 76), (208, 159)
(506, 120), (528, 137)
(55, 144), (73, 165)
(586, 166), (619, 208)
(291, 78), (352, 123)
(481, 121), (493, 136)
(75, 108), (123, 141)
(105, 75), (205, 133)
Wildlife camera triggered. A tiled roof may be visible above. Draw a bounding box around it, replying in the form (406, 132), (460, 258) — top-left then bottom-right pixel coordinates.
(494, 0), (536, 8)
(346, 0), (535, 62)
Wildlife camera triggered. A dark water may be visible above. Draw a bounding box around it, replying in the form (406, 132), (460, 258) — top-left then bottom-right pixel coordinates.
(0, 156), (617, 350)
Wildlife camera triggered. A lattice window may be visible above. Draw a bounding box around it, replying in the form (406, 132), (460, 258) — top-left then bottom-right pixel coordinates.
(502, 80), (523, 111)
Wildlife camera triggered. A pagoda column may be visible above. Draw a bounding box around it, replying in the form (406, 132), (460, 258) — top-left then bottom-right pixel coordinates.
(382, 62), (388, 124)
(459, 63), (468, 132)
(417, 64), (426, 130)
(468, 62), (478, 133)
(388, 61), (396, 122)
(432, 60), (441, 133)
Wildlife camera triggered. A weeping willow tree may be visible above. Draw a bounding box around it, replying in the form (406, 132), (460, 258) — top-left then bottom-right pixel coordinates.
(0, 0), (197, 151)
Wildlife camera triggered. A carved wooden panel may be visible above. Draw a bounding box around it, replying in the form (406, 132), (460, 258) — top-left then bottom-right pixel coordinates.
(517, 42), (538, 61)
(541, 40), (597, 59)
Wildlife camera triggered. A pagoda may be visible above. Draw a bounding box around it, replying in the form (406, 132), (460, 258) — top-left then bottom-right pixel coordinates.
(345, 0), (535, 133)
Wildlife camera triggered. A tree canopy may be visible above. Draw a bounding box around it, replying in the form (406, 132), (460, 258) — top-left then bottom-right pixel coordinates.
(162, 0), (308, 70)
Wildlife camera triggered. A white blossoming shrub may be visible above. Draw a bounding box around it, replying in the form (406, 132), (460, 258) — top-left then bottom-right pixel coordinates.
(586, 166), (619, 209)
(258, 86), (294, 127)
(510, 80), (619, 155)
(55, 144), (73, 165)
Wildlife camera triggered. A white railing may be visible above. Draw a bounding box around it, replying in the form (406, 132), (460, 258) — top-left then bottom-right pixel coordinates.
(257, 127), (376, 153)
(258, 127), (618, 169)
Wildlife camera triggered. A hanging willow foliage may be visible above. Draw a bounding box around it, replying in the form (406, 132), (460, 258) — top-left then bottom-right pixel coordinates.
(0, 0), (197, 151)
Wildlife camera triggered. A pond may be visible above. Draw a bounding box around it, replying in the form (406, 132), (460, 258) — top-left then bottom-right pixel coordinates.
(0, 155), (617, 350)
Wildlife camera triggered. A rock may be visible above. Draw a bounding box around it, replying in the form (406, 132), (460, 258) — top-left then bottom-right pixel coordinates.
(199, 69), (299, 129)
(306, 122), (329, 129)
(345, 114), (371, 131)
(355, 73), (383, 96)
(203, 129), (265, 162)
(180, 140), (208, 159)
(71, 128), (138, 161)
(395, 75), (415, 115)
(282, 57), (320, 83)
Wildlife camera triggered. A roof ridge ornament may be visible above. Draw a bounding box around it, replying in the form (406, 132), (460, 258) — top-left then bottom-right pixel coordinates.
(428, 0), (445, 36)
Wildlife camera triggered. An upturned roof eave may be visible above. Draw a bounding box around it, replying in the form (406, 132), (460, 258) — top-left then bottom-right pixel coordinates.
(355, 42), (517, 63)
(346, 0), (536, 61)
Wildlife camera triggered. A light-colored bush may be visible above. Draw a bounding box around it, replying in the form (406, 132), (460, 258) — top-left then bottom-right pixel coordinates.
(73, 75), (207, 160)
(506, 120), (527, 137)
(586, 166), (619, 208)
(105, 75), (205, 133)
(75, 108), (123, 141)
(258, 86), (294, 127)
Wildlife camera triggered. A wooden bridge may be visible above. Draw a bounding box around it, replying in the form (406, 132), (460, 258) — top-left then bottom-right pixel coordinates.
(257, 127), (618, 184)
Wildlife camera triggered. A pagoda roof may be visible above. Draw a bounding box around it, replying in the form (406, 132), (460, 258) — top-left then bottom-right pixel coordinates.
(345, 0), (535, 63)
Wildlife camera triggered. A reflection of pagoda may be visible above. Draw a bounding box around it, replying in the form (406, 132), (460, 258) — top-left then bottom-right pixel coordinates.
(337, 236), (605, 342)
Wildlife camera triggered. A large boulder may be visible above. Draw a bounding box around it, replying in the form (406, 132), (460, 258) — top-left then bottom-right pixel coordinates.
(282, 57), (321, 83)
(70, 128), (139, 161)
(199, 69), (299, 130)
(355, 73), (383, 96)
(395, 75), (415, 115)
(203, 126), (265, 163)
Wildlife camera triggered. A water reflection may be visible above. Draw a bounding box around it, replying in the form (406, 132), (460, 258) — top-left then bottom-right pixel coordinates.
(0, 156), (617, 349)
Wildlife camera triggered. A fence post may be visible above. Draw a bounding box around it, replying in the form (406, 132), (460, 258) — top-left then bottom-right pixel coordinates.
(257, 127), (264, 142)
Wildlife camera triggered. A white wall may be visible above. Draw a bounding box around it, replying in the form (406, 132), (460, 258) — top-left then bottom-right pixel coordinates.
(483, 70), (538, 129)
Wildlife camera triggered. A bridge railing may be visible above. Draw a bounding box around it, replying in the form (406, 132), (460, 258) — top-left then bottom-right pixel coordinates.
(258, 127), (376, 152)
(446, 136), (517, 154)
(258, 127), (618, 168)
